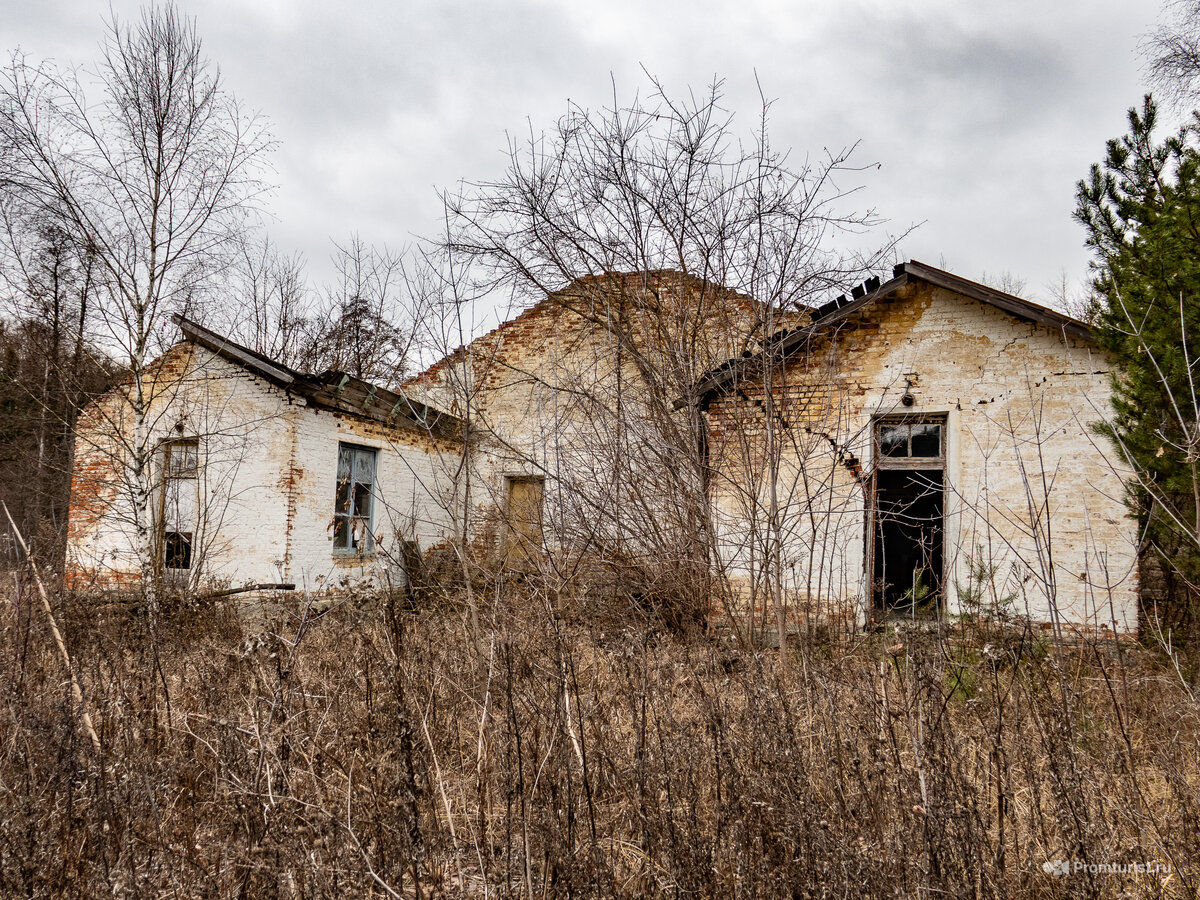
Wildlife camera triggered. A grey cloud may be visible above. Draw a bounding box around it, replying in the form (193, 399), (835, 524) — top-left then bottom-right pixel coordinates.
(2, 0), (1164, 301)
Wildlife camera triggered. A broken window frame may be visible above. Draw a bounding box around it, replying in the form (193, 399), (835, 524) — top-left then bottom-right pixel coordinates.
(163, 530), (193, 570)
(867, 414), (947, 618)
(874, 418), (945, 469)
(333, 443), (377, 554)
(159, 437), (199, 571)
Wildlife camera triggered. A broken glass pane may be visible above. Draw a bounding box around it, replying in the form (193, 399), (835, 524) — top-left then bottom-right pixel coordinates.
(351, 516), (370, 550)
(164, 531), (192, 569)
(880, 424), (908, 457)
(165, 439), (198, 477)
(353, 448), (375, 485)
(353, 482), (371, 519)
(333, 443), (377, 553)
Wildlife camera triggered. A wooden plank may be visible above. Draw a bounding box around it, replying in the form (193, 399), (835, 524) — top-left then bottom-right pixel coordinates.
(174, 316), (297, 386)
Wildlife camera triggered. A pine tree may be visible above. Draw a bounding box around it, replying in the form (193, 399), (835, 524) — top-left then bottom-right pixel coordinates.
(1076, 94), (1200, 628)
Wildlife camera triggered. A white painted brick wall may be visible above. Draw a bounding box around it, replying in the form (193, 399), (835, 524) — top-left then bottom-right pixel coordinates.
(67, 344), (462, 592)
(708, 284), (1139, 632)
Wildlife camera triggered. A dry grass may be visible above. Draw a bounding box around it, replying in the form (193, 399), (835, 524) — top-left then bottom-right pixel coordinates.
(1, 581), (1198, 898)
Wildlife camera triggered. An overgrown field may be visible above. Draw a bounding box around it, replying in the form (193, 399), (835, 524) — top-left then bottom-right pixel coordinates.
(2, 584), (1198, 898)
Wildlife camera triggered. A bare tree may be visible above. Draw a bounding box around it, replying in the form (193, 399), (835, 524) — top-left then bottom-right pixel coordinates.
(0, 213), (112, 565)
(439, 77), (896, 639)
(1143, 0), (1200, 108)
(219, 235), (312, 369)
(0, 4), (272, 611)
(302, 236), (421, 388)
(979, 270), (1028, 297)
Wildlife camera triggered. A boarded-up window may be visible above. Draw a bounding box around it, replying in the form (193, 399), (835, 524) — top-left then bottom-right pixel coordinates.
(161, 438), (199, 570)
(334, 443), (376, 553)
(503, 475), (544, 562)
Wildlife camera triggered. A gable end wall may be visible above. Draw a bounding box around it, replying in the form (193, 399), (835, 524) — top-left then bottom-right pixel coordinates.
(706, 283), (1138, 634)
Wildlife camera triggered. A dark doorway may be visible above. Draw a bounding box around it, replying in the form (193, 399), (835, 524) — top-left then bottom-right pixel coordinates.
(873, 470), (943, 615)
(870, 417), (946, 618)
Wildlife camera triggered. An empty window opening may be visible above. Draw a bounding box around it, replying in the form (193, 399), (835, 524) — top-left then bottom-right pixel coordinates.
(334, 443), (376, 553)
(503, 475), (545, 564)
(163, 531), (193, 570)
(870, 417), (945, 618)
(160, 438), (198, 571)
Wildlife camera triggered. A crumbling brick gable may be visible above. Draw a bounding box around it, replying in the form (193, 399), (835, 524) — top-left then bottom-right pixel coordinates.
(705, 280), (1136, 634)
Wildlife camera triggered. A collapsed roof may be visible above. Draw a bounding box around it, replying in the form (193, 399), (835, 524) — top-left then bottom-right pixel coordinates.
(172, 315), (464, 442)
(686, 259), (1092, 407)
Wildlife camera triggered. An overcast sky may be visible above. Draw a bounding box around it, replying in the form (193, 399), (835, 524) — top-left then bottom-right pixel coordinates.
(5, 0), (1165, 317)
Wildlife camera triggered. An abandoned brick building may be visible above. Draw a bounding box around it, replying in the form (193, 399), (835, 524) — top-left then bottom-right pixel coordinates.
(400, 270), (781, 575)
(66, 262), (1139, 633)
(695, 261), (1136, 634)
(66, 316), (465, 592)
